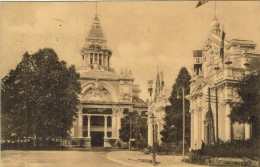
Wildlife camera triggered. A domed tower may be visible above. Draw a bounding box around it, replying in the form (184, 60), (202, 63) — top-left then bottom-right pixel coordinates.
(80, 14), (112, 71)
(210, 16), (221, 36)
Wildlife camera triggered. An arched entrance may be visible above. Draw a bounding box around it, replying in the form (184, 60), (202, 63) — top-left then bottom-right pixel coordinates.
(204, 111), (215, 145)
(90, 116), (105, 147)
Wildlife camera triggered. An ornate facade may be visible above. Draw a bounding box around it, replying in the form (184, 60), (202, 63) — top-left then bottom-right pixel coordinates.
(187, 17), (260, 150)
(147, 72), (169, 146)
(71, 14), (147, 147)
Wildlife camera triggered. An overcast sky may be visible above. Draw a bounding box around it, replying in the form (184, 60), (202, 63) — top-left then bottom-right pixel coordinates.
(1, 1), (260, 100)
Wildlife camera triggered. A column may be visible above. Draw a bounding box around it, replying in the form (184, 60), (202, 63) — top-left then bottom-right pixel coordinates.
(158, 117), (162, 145)
(78, 113), (83, 138)
(190, 111), (194, 150)
(104, 116), (108, 138)
(201, 110), (205, 146)
(101, 54), (103, 65)
(225, 104), (232, 141)
(87, 115), (91, 138)
(89, 54), (91, 66)
(194, 110), (198, 149)
(112, 111), (117, 138)
(245, 123), (251, 140)
(148, 118), (153, 146)
(103, 55), (106, 68)
(198, 110), (202, 148)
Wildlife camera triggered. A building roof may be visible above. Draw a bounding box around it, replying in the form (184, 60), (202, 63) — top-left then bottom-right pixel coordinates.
(227, 39), (256, 49)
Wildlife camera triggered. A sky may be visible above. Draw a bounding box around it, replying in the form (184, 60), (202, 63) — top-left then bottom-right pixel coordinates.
(1, 1), (260, 100)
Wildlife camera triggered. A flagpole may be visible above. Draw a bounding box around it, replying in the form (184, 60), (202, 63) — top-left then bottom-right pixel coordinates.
(182, 86), (185, 160)
(214, 1), (216, 17)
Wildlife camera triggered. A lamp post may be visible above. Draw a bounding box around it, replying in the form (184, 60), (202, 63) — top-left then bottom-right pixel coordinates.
(129, 116), (132, 151)
(150, 114), (156, 166)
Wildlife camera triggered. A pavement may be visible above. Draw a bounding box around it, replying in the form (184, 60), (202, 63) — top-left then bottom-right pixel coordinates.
(2, 150), (208, 167)
(1, 150), (123, 167)
(107, 151), (208, 167)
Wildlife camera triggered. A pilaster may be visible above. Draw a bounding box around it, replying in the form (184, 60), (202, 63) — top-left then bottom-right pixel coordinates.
(245, 123), (251, 140)
(190, 110), (194, 150)
(78, 109), (83, 138)
(225, 103), (232, 141)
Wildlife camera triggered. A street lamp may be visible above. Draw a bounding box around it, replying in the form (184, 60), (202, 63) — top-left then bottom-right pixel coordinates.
(150, 114), (157, 166)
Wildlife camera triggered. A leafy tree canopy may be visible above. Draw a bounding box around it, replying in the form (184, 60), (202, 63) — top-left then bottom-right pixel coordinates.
(119, 110), (148, 149)
(229, 58), (260, 139)
(1, 48), (82, 140)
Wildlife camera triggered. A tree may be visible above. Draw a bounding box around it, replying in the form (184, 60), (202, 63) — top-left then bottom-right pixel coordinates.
(119, 110), (148, 149)
(229, 59), (260, 140)
(1, 48), (81, 141)
(160, 67), (191, 146)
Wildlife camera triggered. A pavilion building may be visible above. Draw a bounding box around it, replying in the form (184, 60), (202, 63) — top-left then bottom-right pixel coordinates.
(70, 14), (147, 147)
(187, 16), (260, 150)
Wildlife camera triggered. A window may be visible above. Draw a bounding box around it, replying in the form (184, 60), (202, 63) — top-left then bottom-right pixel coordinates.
(91, 116), (104, 126)
(196, 58), (200, 63)
(99, 54), (102, 65)
(83, 116), (88, 126)
(90, 53), (93, 64)
(107, 116), (112, 127)
(83, 131), (88, 137)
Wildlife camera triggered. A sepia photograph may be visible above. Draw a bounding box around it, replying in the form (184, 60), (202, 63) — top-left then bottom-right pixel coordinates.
(1, 1), (260, 166)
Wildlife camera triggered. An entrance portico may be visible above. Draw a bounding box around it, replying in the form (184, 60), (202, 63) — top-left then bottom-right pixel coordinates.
(72, 105), (127, 147)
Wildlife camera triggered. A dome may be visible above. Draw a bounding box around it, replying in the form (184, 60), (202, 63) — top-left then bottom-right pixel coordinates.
(88, 25), (105, 40)
(87, 15), (106, 40)
(210, 16), (220, 30)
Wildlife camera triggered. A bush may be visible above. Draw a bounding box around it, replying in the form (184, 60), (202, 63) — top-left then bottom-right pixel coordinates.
(190, 139), (260, 160)
(136, 139), (148, 150)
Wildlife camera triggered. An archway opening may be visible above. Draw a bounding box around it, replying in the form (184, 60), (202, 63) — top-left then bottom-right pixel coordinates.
(204, 111), (215, 145)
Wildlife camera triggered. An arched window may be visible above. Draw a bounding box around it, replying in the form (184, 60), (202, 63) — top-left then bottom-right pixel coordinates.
(94, 53), (98, 64)
(204, 111), (215, 145)
(99, 54), (102, 65)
